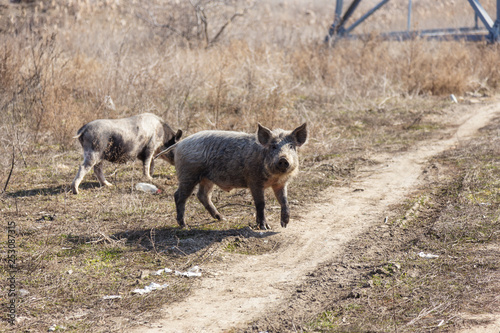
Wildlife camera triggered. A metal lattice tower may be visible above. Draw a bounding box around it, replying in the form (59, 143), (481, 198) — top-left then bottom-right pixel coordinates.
(325, 0), (500, 43)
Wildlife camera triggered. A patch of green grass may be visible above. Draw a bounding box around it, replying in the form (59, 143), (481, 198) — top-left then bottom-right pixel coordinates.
(310, 310), (341, 330)
(223, 238), (254, 255)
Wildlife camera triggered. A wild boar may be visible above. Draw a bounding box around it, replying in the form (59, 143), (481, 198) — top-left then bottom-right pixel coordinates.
(71, 113), (182, 194)
(156, 123), (307, 230)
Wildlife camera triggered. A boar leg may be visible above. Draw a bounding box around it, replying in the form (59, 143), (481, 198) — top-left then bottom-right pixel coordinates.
(94, 162), (112, 187)
(174, 180), (198, 228)
(71, 151), (100, 194)
(71, 164), (91, 194)
(149, 158), (155, 177)
(143, 154), (154, 180)
(197, 179), (223, 220)
(272, 184), (290, 228)
(250, 186), (270, 230)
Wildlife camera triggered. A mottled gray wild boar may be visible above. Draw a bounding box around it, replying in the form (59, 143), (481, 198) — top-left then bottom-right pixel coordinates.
(71, 113), (182, 194)
(157, 123), (307, 230)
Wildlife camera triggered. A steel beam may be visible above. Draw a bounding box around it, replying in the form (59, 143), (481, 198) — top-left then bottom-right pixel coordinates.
(467, 0), (500, 42)
(407, 0), (412, 31)
(325, 0), (363, 41)
(326, 0), (343, 42)
(326, 0), (500, 43)
(467, 0), (494, 30)
(343, 0), (389, 35)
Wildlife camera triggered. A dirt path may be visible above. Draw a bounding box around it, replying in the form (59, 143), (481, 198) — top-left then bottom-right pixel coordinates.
(131, 102), (500, 333)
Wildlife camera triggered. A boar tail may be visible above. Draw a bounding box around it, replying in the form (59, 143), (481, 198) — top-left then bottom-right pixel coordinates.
(73, 124), (87, 139)
(154, 143), (178, 159)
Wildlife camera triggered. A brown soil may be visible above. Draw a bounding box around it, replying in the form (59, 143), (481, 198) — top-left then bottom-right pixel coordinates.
(128, 102), (500, 333)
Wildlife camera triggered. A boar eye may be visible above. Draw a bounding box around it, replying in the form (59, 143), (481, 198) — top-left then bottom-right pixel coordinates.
(270, 144), (278, 150)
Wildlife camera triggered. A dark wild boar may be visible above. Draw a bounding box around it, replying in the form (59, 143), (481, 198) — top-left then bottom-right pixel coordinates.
(71, 113), (182, 194)
(156, 123), (307, 230)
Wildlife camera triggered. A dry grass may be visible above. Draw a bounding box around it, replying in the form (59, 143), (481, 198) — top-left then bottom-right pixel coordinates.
(305, 118), (500, 333)
(1, 0), (500, 154)
(1, 0), (500, 331)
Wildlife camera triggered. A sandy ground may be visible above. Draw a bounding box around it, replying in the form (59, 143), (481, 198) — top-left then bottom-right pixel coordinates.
(459, 314), (500, 333)
(130, 101), (500, 333)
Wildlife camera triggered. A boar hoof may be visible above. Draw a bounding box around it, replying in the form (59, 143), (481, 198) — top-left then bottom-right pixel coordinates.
(258, 223), (271, 230)
(280, 221), (288, 228)
(214, 214), (225, 221)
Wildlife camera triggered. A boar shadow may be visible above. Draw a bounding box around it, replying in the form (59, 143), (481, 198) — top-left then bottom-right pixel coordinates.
(5, 184), (92, 197)
(113, 227), (278, 255)
(5, 182), (104, 198)
(65, 227), (277, 256)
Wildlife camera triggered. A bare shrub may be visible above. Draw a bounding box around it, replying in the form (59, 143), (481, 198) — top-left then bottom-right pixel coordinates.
(2, 1), (500, 331)
(1, 2), (500, 164)
(475, 43), (500, 91)
(3, 1), (499, 153)
(400, 39), (475, 95)
(135, 0), (255, 48)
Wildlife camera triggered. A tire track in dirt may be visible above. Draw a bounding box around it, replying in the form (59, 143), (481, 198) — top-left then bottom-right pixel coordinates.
(131, 102), (500, 333)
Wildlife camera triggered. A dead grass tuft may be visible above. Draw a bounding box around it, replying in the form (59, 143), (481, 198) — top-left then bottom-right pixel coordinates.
(1, 1), (500, 331)
(302, 118), (500, 333)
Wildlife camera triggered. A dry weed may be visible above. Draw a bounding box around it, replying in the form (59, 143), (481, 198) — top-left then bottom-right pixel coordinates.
(1, 1), (500, 331)
(303, 118), (500, 333)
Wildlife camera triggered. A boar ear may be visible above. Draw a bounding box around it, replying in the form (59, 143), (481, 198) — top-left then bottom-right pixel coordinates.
(291, 123), (307, 147)
(257, 123), (273, 146)
(175, 129), (183, 141)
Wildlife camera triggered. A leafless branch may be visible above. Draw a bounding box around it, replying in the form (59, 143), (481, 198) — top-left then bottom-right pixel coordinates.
(3, 144), (15, 193)
(135, 10), (189, 43)
(209, 10), (246, 46)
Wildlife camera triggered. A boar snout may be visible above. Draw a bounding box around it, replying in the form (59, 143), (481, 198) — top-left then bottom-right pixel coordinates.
(277, 157), (290, 172)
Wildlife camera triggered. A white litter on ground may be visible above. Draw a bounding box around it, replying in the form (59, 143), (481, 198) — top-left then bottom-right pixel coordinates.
(135, 182), (161, 194)
(153, 268), (173, 275)
(132, 282), (169, 295)
(131, 266), (201, 295)
(175, 266), (202, 278)
(418, 251), (439, 259)
(19, 289), (29, 297)
(48, 324), (66, 331)
(102, 295), (122, 300)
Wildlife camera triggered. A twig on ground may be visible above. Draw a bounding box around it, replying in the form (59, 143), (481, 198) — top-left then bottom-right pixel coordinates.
(406, 302), (448, 326)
